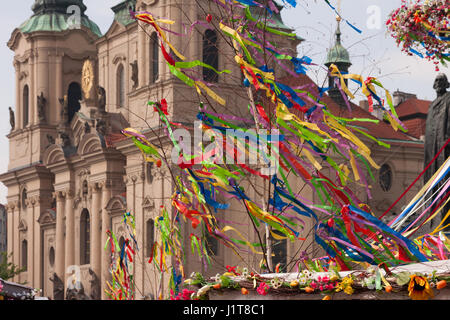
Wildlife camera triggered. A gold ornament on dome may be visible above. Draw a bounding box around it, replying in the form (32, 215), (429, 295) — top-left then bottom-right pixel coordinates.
(81, 59), (94, 99)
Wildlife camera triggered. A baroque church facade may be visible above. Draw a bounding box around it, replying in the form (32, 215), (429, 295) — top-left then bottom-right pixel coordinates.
(1, 0), (426, 300)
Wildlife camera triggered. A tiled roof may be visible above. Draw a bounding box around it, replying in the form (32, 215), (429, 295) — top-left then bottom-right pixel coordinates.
(277, 74), (422, 146)
(401, 118), (427, 139)
(396, 98), (431, 119)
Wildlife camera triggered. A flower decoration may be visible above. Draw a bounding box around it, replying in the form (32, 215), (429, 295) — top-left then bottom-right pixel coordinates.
(270, 278), (284, 289)
(386, 0), (449, 70)
(197, 285), (212, 297)
(241, 267), (249, 278)
(256, 282), (270, 296)
(408, 275), (434, 300)
(335, 276), (354, 295)
(213, 273), (221, 283)
(170, 288), (196, 300)
(302, 270), (312, 279)
(226, 265), (239, 276)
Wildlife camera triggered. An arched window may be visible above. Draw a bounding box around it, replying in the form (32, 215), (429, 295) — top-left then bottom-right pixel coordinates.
(203, 29), (219, 83)
(146, 219), (155, 257)
(119, 236), (126, 251)
(379, 164), (393, 192)
(49, 247), (55, 267)
(150, 32), (159, 84)
(23, 85), (29, 127)
(271, 230), (287, 273)
(80, 209), (91, 265)
(21, 188), (27, 210)
(67, 82), (82, 123)
(21, 240), (28, 271)
(117, 64), (125, 108)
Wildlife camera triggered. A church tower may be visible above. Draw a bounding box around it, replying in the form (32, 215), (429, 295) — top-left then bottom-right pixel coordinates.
(1, 0), (101, 294)
(324, 15), (352, 107)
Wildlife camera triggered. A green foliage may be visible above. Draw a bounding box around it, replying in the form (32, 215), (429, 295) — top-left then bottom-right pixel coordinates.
(0, 252), (25, 281)
(395, 271), (411, 286)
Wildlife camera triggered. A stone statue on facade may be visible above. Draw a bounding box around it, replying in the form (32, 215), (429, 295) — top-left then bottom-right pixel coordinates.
(37, 92), (46, 123)
(88, 268), (101, 300)
(130, 60), (139, 88)
(59, 96), (69, 123)
(96, 119), (107, 136)
(49, 272), (64, 300)
(47, 134), (55, 145)
(9, 107), (15, 131)
(59, 131), (71, 147)
(84, 121), (91, 134)
(424, 73), (450, 229)
(98, 86), (106, 114)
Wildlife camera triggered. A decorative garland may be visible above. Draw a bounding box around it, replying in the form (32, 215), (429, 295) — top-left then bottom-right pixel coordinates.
(185, 265), (450, 301)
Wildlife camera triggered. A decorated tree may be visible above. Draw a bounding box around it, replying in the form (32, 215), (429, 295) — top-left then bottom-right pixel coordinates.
(103, 0), (450, 300)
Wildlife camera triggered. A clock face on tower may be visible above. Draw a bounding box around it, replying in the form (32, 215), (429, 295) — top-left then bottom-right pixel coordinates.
(81, 59), (94, 99)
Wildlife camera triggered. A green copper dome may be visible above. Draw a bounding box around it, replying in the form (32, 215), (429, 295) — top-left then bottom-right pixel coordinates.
(19, 0), (102, 38)
(112, 0), (136, 27)
(325, 24), (351, 67)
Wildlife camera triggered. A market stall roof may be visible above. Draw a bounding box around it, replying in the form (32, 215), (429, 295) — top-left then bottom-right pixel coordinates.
(0, 278), (35, 300)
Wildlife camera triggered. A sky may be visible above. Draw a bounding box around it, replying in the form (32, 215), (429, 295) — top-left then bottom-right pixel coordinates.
(0, 0), (445, 204)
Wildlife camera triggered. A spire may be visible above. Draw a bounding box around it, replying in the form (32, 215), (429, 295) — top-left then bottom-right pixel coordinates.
(325, 1), (352, 108)
(324, 13), (351, 67)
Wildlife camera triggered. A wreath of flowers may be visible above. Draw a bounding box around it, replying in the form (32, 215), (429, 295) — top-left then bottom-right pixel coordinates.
(183, 266), (449, 301)
(386, 0), (449, 71)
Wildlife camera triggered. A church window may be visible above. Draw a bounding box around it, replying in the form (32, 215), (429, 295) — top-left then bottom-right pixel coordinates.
(150, 32), (159, 83)
(117, 64), (125, 108)
(80, 209), (91, 265)
(49, 247), (55, 267)
(146, 219), (155, 257)
(119, 236), (125, 251)
(203, 29), (219, 83)
(23, 85), (29, 127)
(379, 164), (393, 192)
(67, 82), (82, 123)
(21, 188), (27, 210)
(21, 240), (28, 271)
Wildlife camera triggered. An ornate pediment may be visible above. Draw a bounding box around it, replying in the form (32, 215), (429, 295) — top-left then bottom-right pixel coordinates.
(142, 196), (155, 209)
(42, 144), (65, 166)
(18, 219), (27, 231)
(38, 210), (56, 227)
(106, 195), (127, 216)
(78, 133), (103, 155)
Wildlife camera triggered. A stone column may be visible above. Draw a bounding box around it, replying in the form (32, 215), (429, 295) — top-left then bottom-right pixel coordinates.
(54, 54), (63, 125)
(54, 191), (66, 279)
(24, 198), (34, 286)
(64, 190), (75, 283)
(138, 22), (146, 87)
(12, 202), (20, 283)
(6, 202), (16, 281)
(100, 181), (111, 300)
(90, 183), (102, 278)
